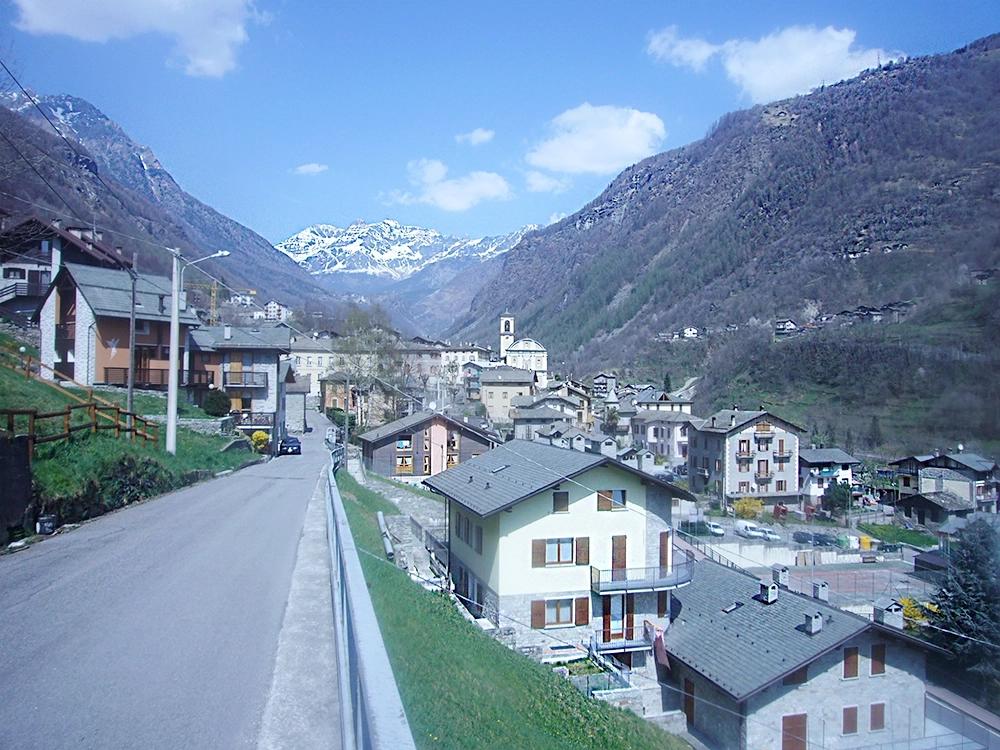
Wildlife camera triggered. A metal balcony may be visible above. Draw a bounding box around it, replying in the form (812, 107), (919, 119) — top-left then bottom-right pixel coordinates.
(756, 471), (775, 481)
(224, 370), (268, 388)
(773, 450), (793, 460)
(754, 428), (774, 439)
(736, 449), (753, 459)
(590, 550), (695, 594)
(591, 628), (653, 653)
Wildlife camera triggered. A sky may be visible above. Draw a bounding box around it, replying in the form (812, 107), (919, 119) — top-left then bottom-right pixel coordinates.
(0, 1), (998, 245)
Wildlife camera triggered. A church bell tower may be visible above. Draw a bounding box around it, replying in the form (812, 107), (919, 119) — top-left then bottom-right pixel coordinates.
(499, 314), (515, 361)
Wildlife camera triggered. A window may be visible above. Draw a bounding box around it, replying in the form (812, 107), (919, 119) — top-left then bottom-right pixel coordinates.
(242, 353), (253, 368)
(396, 435), (413, 450)
(488, 391), (494, 399)
(552, 491), (569, 513)
(473, 525), (483, 554)
(756, 440), (767, 451)
(870, 703), (885, 731)
(715, 459), (722, 472)
(739, 460), (750, 473)
(776, 480), (787, 492)
(738, 439), (750, 454)
(423, 455), (431, 474)
(843, 647), (859, 679)
(546, 538), (574, 565)
(135, 321), (150, 335)
(739, 482), (750, 494)
(3, 267), (25, 279)
(295, 356), (301, 365)
(842, 706), (858, 735)
(782, 666), (808, 686)
(778, 438), (786, 454)
(902, 476), (911, 487)
(395, 455), (413, 474)
(446, 453), (459, 468)
(597, 489), (626, 511)
(870, 643), (886, 675)
(545, 599), (573, 626)
(502, 391), (508, 399)
(317, 356), (323, 366)
(782, 714), (807, 750)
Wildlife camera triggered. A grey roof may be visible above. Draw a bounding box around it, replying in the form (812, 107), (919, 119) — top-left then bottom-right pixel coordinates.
(920, 467), (971, 483)
(189, 325), (291, 352)
(907, 490), (975, 512)
(799, 448), (860, 466)
(691, 410), (803, 435)
(942, 453), (999, 474)
(938, 512), (1000, 537)
(660, 561), (870, 701)
(59, 263), (200, 325)
(357, 411), (492, 444)
(480, 366), (535, 385)
(423, 439), (692, 517)
(632, 409), (693, 423)
(511, 406), (567, 422)
(286, 372), (311, 394)
(288, 336), (342, 353)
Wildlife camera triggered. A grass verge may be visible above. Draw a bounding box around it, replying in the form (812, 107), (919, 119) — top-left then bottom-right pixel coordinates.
(858, 523), (937, 548)
(336, 472), (688, 750)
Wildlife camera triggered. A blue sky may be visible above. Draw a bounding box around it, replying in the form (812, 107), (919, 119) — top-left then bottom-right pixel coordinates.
(2, 1), (998, 244)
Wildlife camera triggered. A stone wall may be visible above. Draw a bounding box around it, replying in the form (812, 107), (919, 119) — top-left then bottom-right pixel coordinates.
(141, 415), (234, 436)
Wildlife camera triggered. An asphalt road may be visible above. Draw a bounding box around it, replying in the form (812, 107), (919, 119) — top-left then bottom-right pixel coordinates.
(0, 422), (334, 750)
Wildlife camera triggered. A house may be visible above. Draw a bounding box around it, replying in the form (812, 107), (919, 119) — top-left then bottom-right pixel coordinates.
(775, 318), (799, 336)
(423, 439), (696, 673)
(1, 216), (130, 318)
(263, 299), (291, 322)
(617, 446), (655, 473)
(462, 360), (487, 401)
(358, 411), (497, 481)
(798, 448), (861, 506)
(284, 373), (310, 434)
(440, 343), (491, 385)
(895, 488), (976, 529)
(591, 372), (617, 400)
(36, 263), (199, 387)
(479, 366), (535, 423)
(287, 334), (341, 403)
(512, 406), (571, 441)
(630, 410), (692, 465)
(687, 410), (803, 508)
(188, 324), (292, 445)
(632, 388), (693, 415)
(681, 326), (699, 339)
(546, 379), (592, 426)
(890, 452), (999, 512)
(659, 560), (933, 750)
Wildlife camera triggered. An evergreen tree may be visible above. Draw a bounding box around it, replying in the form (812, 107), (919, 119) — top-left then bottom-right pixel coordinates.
(844, 428), (855, 455)
(867, 415), (883, 448)
(662, 371), (672, 392)
(930, 519), (1000, 706)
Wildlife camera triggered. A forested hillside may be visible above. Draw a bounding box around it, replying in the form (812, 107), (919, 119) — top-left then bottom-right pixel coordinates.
(452, 33), (1000, 455)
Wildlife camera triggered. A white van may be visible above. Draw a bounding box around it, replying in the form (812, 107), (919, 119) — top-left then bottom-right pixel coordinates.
(734, 520), (765, 539)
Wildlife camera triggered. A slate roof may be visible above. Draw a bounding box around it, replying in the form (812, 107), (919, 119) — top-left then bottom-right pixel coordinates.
(190, 325), (291, 352)
(357, 411), (492, 444)
(690, 410), (804, 435)
(905, 490), (975, 512)
(480, 366), (535, 385)
(632, 409), (692, 423)
(288, 336), (342, 353)
(58, 263), (200, 325)
(920, 467), (971, 484)
(799, 448), (860, 466)
(943, 453), (999, 474)
(423, 439), (692, 517)
(660, 560), (870, 701)
(286, 372), (311, 394)
(510, 406), (567, 421)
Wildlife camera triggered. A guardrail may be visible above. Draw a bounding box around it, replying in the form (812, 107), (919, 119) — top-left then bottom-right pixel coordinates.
(325, 459), (416, 750)
(675, 526), (748, 573)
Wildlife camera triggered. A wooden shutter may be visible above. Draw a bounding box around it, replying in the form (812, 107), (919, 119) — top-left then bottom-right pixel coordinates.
(659, 531), (672, 567)
(530, 600), (545, 629)
(870, 643), (886, 675)
(842, 706), (858, 735)
(625, 593), (635, 639)
(870, 703), (885, 731)
(602, 596), (611, 641)
(843, 647), (859, 678)
(683, 679), (695, 725)
(531, 539), (546, 568)
(575, 537), (590, 565)
(657, 591), (668, 618)
(782, 666), (808, 686)
(781, 714), (807, 750)
(612, 535), (626, 575)
(553, 491), (569, 513)
(597, 489), (612, 511)
(574, 597), (589, 626)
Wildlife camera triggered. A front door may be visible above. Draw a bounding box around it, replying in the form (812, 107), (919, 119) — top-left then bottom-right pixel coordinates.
(604, 594), (624, 640)
(683, 679), (695, 725)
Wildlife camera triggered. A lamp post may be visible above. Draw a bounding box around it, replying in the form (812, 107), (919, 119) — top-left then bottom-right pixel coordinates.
(167, 248), (231, 455)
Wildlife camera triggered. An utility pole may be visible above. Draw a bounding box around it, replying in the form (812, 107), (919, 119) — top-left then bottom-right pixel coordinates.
(126, 252), (137, 431)
(167, 248), (181, 455)
(342, 371), (350, 456)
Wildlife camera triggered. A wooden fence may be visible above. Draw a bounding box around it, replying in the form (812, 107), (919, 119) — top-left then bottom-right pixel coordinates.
(1, 403), (158, 461)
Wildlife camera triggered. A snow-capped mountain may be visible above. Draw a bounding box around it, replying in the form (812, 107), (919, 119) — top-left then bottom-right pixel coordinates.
(277, 219), (537, 282)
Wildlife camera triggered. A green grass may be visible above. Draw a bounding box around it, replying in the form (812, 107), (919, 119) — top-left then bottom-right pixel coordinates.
(858, 523), (937, 549)
(336, 473), (688, 750)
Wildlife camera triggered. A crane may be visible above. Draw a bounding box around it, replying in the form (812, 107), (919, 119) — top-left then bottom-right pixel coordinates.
(184, 280), (256, 325)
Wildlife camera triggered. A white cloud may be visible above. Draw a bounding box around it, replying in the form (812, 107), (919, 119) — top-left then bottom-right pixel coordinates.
(647, 24), (901, 104)
(11, 0), (264, 77)
(548, 212), (567, 225)
(526, 171), (572, 194)
(455, 128), (495, 146)
(391, 158), (512, 212)
(291, 163), (328, 176)
(526, 103), (666, 175)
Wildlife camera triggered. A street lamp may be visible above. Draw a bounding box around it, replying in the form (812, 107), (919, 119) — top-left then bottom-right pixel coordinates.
(167, 248), (231, 455)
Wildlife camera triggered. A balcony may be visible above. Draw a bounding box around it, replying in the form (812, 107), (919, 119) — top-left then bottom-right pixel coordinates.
(103, 367), (179, 387)
(55, 322), (76, 342)
(592, 620), (656, 653)
(224, 370), (268, 388)
(0, 281), (46, 303)
(232, 411), (274, 427)
(695, 467), (710, 478)
(736, 449), (753, 459)
(754, 428), (774, 439)
(773, 449), (793, 460)
(590, 551), (695, 594)
(756, 471), (775, 481)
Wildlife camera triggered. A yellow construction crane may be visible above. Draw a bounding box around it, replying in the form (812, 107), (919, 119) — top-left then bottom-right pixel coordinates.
(184, 280), (256, 325)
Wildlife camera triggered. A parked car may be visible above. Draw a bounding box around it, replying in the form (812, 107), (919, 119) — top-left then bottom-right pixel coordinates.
(734, 520), (765, 539)
(278, 436), (302, 455)
(705, 521), (726, 537)
(761, 528), (782, 543)
(792, 531), (815, 545)
(813, 533), (839, 547)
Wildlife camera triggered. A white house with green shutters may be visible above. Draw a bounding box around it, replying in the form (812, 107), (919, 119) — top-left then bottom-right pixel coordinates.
(423, 439), (695, 671)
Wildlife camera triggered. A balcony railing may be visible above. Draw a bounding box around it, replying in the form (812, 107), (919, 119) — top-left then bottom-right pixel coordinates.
(756, 471), (775, 481)
(695, 467), (709, 478)
(754, 428), (773, 439)
(0, 281), (45, 302)
(773, 449), (793, 460)
(736, 449), (753, 459)
(55, 322), (76, 341)
(232, 411), (274, 427)
(188, 370), (215, 387)
(224, 370), (268, 388)
(103, 367), (178, 387)
(590, 550), (695, 594)
(591, 621), (655, 653)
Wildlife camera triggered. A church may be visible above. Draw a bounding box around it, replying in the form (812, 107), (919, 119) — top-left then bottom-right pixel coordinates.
(499, 314), (548, 388)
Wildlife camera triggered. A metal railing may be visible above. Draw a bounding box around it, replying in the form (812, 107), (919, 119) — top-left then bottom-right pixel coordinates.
(103, 367), (176, 387)
(590, 550), (695, 593)
(232, 411), (274, 427)
(675, 527), (748, 573)
(590, 624), (653, 653)
(325, 460), (416, 749)
(224, 370), (268, 387)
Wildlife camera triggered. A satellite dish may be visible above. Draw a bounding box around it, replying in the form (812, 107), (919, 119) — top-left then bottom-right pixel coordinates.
(957, 443), (964, 452)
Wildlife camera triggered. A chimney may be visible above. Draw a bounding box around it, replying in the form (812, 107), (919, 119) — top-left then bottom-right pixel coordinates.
(772, 564), (789, 588)
(759, 581), (778, 604)
(873, 599), (904, 630)
(812, 581), (829, 603)
(731, 414), (736, 427)
(711, 416), (717, 427)
(224, 324), (232, 340)
(804, 612), (823, 635)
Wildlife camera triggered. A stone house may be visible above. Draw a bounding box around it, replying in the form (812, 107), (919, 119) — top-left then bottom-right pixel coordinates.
(687, 410), (803, 509)
(36, 263), (200, 388)
(659, 561), (935, 750)
(891, 452), (998, 513)
(423, 440), (695, 672)
(358, 411), (497, 481)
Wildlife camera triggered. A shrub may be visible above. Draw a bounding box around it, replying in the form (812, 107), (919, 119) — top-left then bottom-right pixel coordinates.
(202, 388), (231, 417)
(733, 497), (763, 519)
(250, 430), (269, 453)
(203, 388), (231, 417)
